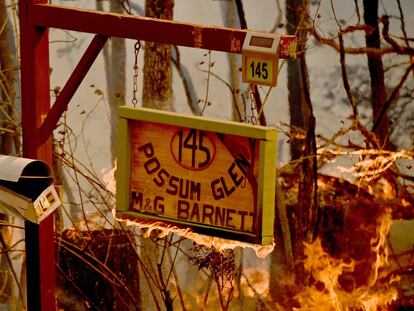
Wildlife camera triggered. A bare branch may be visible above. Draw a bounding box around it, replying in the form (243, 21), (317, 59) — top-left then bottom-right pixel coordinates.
(354, 0), (361, 24)
(251, 84), (267, 126)
(381, 15), (405, 53)
(329, 0), (342, 30)
(171, 46), (201, 115)
(372, 62), (414, 131)
(396, 0), (410, 47)
(234, 0), (247, 29)
(270, 0), (283, 33)
(308, 25), (414, 56)
(338, 33), (358, 118)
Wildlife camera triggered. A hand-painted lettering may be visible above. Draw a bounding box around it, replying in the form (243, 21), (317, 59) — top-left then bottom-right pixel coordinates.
(138, 142), (154, 157)
(154, 196), (165, 214)
(153, 168), (170, 187)
(220, 176), (235, 196)
(235, 153), (251, 175)
(225, 208), (236, 228)
(138, 143), (202, 201)
(202, 204), (214, 224)
(210, 156), (252, 200)
(130, 191), (164, 214)
(228, 162), (243, 187)
(175, 199), (255, 232)
(177, 199), (189, 220)
(144, 157), (160, 174)
(238, 210), (248, 231)
(189, 202), (200, 222)
(134, 142), (257, 233)
(211, 178), (224, 200)
(166, 175), (179, 196)
(130, 191), (143, 211)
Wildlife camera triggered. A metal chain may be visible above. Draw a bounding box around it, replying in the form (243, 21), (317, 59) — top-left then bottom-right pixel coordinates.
(249, 89), (257, 124)
(132, 41), (141, 107)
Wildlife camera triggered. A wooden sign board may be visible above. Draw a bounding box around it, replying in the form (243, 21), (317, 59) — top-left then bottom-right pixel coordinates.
(116, 107), (277, 245)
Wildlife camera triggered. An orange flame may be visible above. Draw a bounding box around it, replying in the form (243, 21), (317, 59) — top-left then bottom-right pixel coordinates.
(294, 211), (398, 310)
(118, 219), (274, 258)
(241, 267), (270, 298)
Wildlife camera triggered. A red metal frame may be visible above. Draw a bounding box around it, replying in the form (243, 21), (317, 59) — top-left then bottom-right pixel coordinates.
(19, 0), (56, 309)
(19, 1), (296, 309)
(31, 3), (296, 58)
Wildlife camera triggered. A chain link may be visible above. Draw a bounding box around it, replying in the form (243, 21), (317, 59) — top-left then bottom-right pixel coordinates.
(132, 41), (141, 107)
(249, 89), (257, 124)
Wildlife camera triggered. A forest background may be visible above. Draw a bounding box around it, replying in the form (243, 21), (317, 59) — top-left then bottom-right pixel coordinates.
(0, 0), (414, 310)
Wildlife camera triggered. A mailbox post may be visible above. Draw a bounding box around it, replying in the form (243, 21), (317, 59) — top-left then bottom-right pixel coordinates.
(0, 156), (60, 310)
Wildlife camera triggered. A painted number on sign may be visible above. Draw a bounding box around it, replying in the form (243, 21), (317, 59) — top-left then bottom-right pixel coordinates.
(245, 56), (273, 85)
(250, 61), (268, 80)
(170, 128), (215, 171)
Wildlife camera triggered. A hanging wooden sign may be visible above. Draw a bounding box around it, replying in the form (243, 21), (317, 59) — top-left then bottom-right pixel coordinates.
(116, 107), (277, 245)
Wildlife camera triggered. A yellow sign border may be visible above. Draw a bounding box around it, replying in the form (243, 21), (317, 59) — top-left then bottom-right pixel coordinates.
(116, 106), (277, 245)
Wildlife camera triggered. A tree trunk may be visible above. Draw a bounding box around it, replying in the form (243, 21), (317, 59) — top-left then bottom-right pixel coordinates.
(286, 0), (306, 162)
(142, 0), (174, 112)
(221, 0), (243, 122)
(0, 0), (17, 155)
(220, 2), (244, 308)
(363, 0), (393, 149)
(108, 0), (126, 161)
(363, 0), (390, 148)
(141, 1), (175, 310)
(0, 0), (17, 306)
(274, 0), (318, 295)
(96, 0), (126, 163)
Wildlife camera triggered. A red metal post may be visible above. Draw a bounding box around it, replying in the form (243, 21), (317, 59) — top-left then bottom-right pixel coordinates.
(19, 0), (57, 310)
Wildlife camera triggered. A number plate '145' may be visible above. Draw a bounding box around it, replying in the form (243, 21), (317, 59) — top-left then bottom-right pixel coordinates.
(242, 32), (281, 87)
(244, 56), (274, 85)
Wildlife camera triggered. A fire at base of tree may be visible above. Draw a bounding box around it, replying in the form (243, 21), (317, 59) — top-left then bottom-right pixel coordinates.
(271, 168), (414, 310)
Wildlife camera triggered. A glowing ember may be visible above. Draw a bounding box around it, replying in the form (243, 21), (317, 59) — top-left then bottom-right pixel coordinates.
(102, 162), (274, 258)
(294, 211), (398, 310)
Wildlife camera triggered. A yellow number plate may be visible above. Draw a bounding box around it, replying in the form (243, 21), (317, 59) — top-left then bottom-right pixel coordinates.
(243, 56), (275, 86)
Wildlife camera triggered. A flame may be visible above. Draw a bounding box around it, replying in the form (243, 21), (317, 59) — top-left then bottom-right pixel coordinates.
(367, 210), (393, 287)
(120, 219), (274, 258)
(294, 239), (355, 310)
(294, 211), (398, 310)
(101, 161), (117, 199)
(101, 162), (274, 258)
(241, 267), (269, 298)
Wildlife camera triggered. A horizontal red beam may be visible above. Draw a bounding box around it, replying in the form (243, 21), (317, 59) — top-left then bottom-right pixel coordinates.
(39, 34), (108, 143)
(31, 3), (296, 58)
